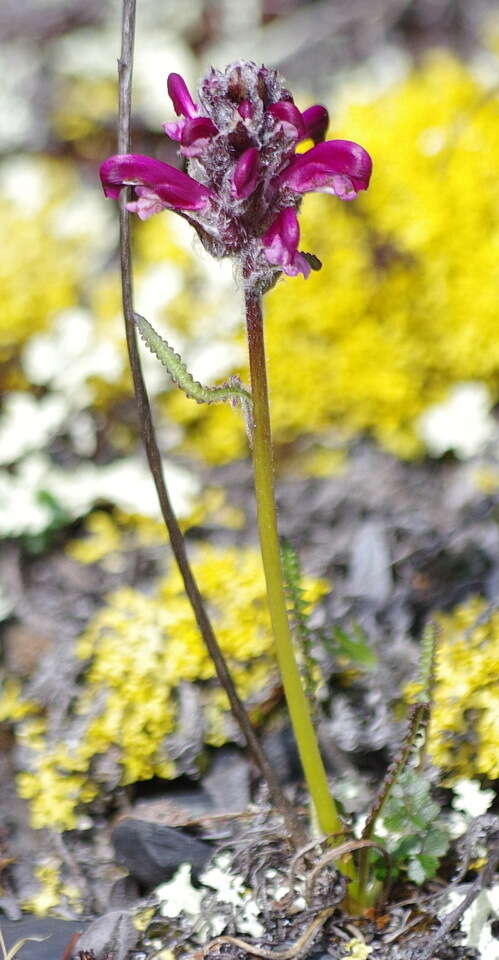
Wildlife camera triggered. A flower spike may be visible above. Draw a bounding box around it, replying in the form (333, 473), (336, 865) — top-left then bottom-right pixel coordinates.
(101, 61), (372, 284)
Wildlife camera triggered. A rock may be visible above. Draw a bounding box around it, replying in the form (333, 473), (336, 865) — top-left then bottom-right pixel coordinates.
(0, 917), (83, 960)
(130, 784), (216, 825)
(203, 746), (250, 812)
(107, 875), (140, 910)
(111, 818), (212, 888)
(347, 520), (392, 606)
(261, 724), (301, 784)
(0, 895), (21, 921)
(71, 909), (138, 960)
(3, 624), (52, 677)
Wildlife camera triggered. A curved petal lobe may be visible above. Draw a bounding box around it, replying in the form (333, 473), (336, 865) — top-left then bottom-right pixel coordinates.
(126, 187), (168, 220)
(179, 116), (218, 157)
(262, 208), (311, 278)
(238, 99), (254, 120)
(99, 154), (212, 210)
(268, 101), (305, 140)
(279, 139), (372, 198)
(231, 147), (260, 199)
(167, 73), (198, 119)
(300, 105), (329, 144)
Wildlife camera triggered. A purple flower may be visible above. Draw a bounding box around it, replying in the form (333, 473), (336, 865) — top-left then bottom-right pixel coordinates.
(167, 73), (198, 120)
(268, 101), (305, 141)
(100, 61), (372, 287)
(262, 208), (311, 278)
(232, 147), (260, 200)
(100, 154), (212, 216)
(279, 140), (372, 200)
(301, 105), (329, 144)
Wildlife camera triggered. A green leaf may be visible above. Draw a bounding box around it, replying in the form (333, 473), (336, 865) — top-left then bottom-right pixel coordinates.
(417, 854), (439, 879)
(407, 857), (427, 885)
(135, 312), (251, 408)
(328, 624), (377, 668)
(422, 828), (450, 858)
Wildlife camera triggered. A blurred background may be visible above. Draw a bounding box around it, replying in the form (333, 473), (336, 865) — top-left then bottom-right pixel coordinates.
(2, 0), (499, 539)
(1, 0), (499, 921)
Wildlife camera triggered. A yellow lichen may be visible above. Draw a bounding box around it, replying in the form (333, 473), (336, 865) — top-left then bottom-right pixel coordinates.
(409, 596), (499, 781)
(3, 544), (326, 830)
(341, 939), (372, 960)
(67, 492), (245, 567)
(52, 76), (117, 143)
(20, 860), (83, 916)
(66, 510), (123, 565)
(0, 680), (38, 723)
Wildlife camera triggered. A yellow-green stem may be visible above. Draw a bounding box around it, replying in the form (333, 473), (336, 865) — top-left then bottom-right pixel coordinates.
(244, 288), (356, 890)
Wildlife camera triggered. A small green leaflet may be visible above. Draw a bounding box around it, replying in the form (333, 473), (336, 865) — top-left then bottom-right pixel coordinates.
(328, 624), (377, 668)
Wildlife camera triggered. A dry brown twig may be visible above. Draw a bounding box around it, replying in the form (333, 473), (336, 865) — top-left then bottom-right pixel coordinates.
(304, 839), (390, 904)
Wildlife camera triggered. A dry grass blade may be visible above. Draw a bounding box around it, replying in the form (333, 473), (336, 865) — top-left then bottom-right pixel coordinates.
(0, 928), (49, 960)
(286, 832), (349, 894)
(188, 905), (336, 960)
(304, 839), (391, 903)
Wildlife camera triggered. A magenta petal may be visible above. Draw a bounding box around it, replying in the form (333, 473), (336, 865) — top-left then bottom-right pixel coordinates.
(238, 99), (254, 120)
(179, 116), (218, 157)
(263, 206), (299, 254)
(167, 73), (198, 119)
(126, 187), (167, 220)
(262, 208), (310, 278)
(268, 101), (305, 140)
(163, 119), (185, 142)
(279, 139), (372, 197)
(231, 146), (260, 199)
(99, 154), (212, 211)
(301, 105), (329, 144)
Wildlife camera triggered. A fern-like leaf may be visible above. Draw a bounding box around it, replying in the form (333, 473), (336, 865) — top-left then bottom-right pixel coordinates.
(362, 702), (430, 842)
(281, 540), (322, 709)
(134, 312), (251, 409)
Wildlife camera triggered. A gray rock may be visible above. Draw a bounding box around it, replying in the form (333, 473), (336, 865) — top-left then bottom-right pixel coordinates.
(72, 909), (138, 960)
(261, 725), (301, 784)
(111, 818), (211, 888)
(203, 746), (250, 812)
(347, 520), (392, 606)
(0, 917), (82, 960)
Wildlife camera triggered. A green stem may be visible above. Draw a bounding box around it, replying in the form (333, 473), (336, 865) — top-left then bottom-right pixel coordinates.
(244, 288), (353, 867)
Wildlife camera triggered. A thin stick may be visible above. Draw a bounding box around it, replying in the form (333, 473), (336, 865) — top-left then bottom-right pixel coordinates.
(116, 0), (302, 843)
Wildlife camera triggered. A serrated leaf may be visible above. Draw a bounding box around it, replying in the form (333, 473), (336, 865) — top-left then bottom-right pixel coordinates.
(416, 853), (439, 880)
(422, 829), (450, 858)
